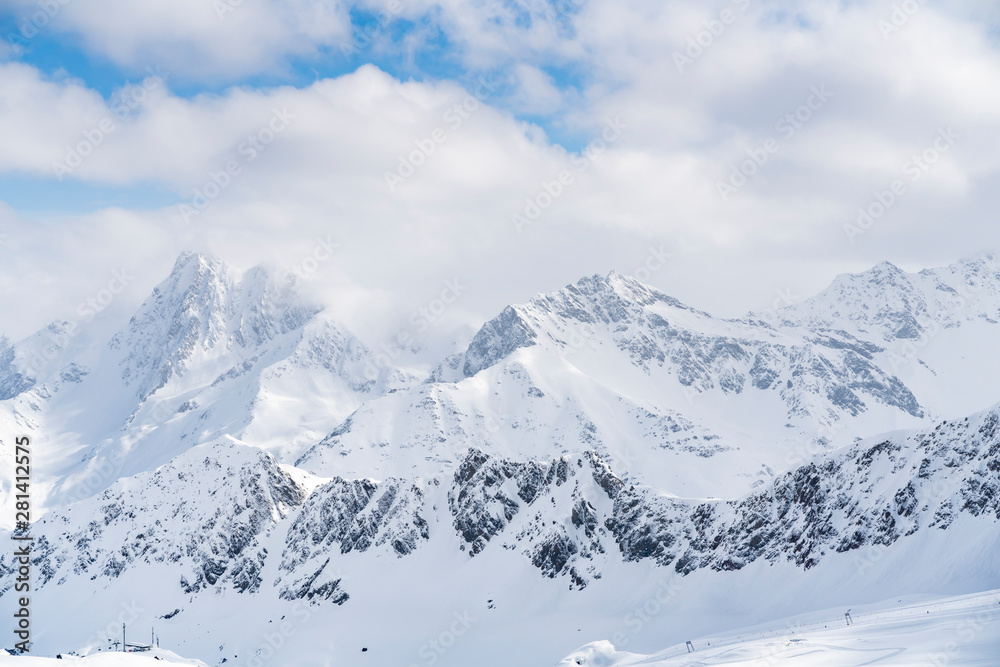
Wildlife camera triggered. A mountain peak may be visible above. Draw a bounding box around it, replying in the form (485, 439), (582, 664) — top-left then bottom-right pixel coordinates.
(604, 270), (654, 299)
(866, 260), (905, 275)
(569, 270), (691, 313)
(169, 250), (228, 277)
(826, 261), (911, 291)
(776, 255), (1000, 342)
(929, 252), (1000, 281)
(443, 270), (705, 380)
(112, 253), (318, 400)
(605, 269), (637, 284)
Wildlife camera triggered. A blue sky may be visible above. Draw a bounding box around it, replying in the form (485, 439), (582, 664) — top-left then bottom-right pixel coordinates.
(0, 9), (475, 206)
(0, 1), (601, 214)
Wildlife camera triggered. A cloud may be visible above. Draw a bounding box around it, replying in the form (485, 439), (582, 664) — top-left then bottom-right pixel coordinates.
(0, 1), (999, 351)
(507, 64), (566, 115)
(4, 0), (352, 81)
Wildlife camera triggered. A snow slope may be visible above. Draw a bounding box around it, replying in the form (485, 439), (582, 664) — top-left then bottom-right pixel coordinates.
(1, 253), (1000, 666)
(299, 268), (956, 498)
(559, 589), (1000, 666)
(777, 255), (1000, 419)
(0, 649), (206, 666)
(5, 254), (1000, 517)
(3, 400), (999, 665)
(0, 253), (415, 526)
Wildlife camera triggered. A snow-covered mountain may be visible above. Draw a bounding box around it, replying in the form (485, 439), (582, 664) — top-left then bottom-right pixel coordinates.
(1, 253), (999, 666)
(3, 400), (999, 664)
(776, 257), (1000, 342)
(776, 255), (1000, 418)
(13, 400), (1000, 594)
(297, 268), (941, 497)
(0, 252), (414, 522)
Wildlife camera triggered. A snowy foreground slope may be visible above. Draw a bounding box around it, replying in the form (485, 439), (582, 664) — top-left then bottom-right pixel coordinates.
(1, 590), (997, 666)
(0, 649), (206, 666)
(0, 253), (999, 665)
(560, 589), (1000, 666)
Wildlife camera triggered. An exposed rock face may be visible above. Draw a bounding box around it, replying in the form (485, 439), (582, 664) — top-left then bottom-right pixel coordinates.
(442, 405), (1000, 587)
(462, 306), (538, 378)
(777, 256), (1000, 341)
(446, 448), (612, 589)
(0, 336), (35, 400)
(276, 476), (429, 603)
(438, 270), (923, 420)
(0, 252), (417, 514)
(299, 267), (949, 505)
(4, 251), (1000, 667)
(111, 252), (318, 402)
(607, 408), (1000, 575)
(0, 440), (305, 597)
(2, 405), (999, 602)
